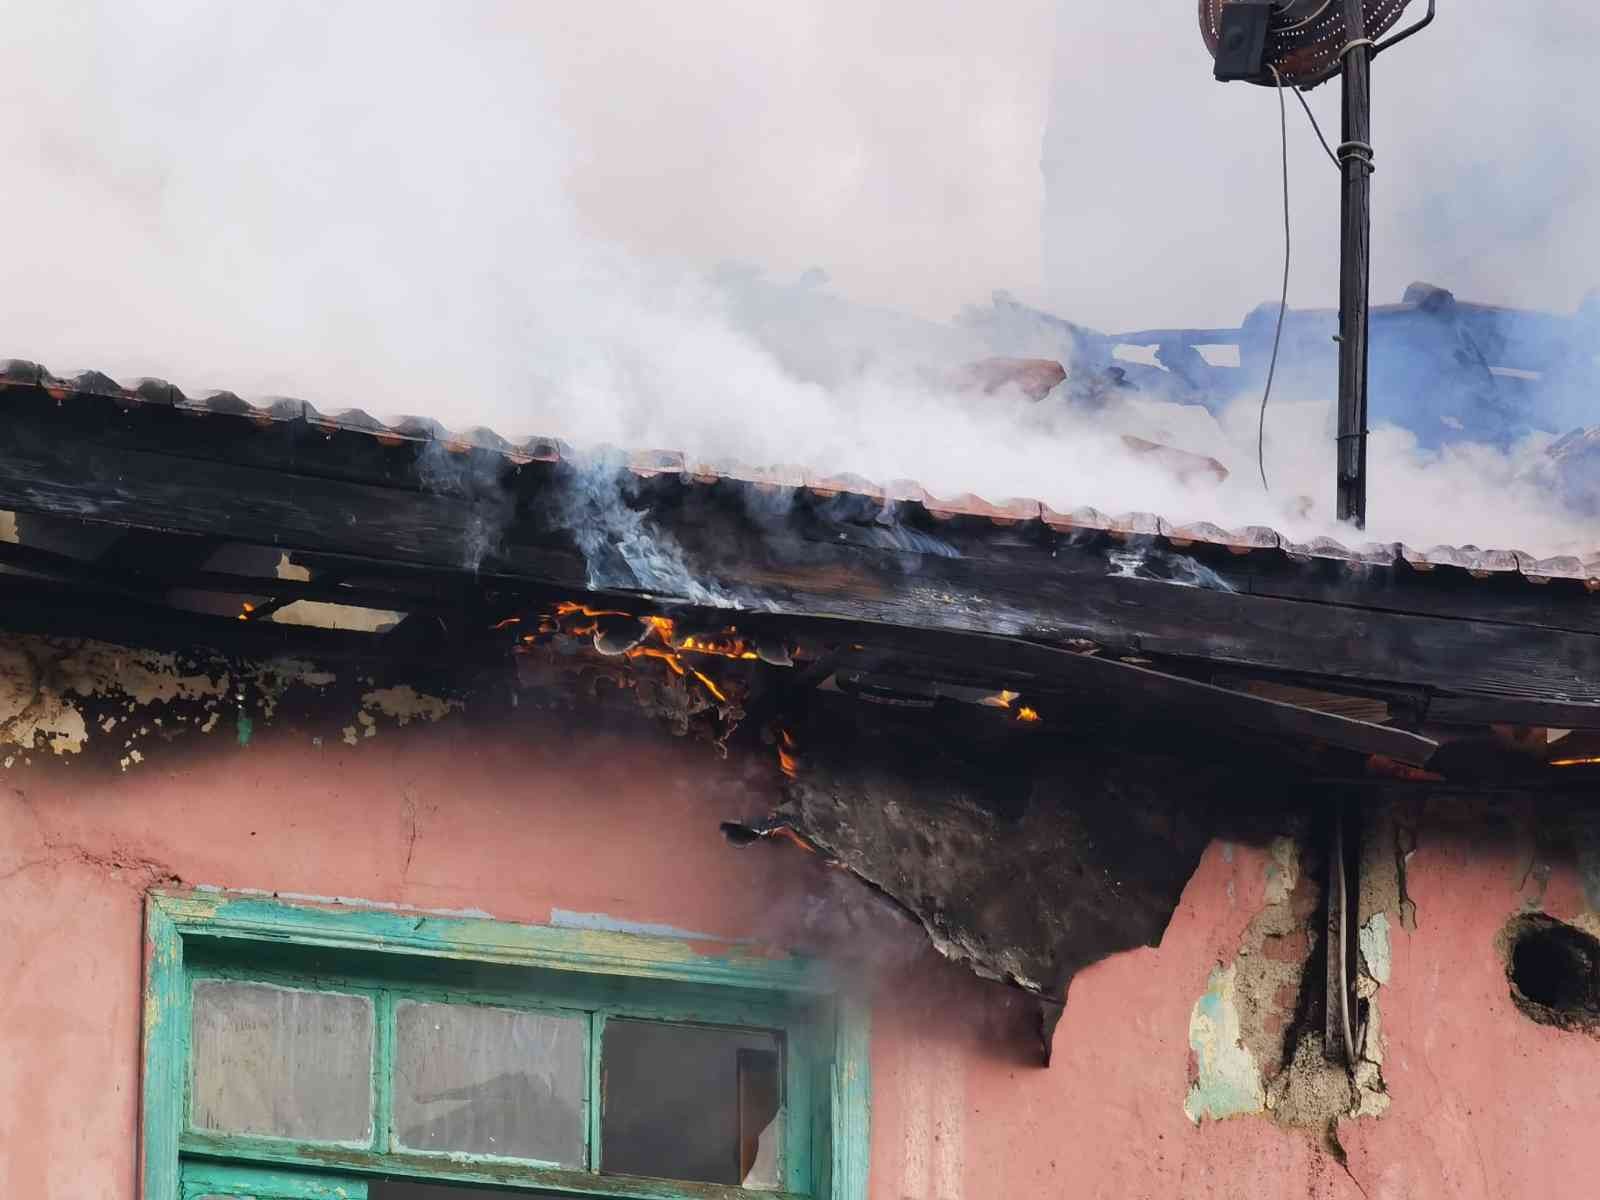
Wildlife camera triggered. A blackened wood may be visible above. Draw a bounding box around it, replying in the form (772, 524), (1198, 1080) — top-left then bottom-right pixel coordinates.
(3, 416), (1599, 718)
(809, 625), (1439, 766)
(1426, 694), (1600, 730)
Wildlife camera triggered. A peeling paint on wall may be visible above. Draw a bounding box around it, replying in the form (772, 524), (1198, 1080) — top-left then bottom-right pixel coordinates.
(360, 685), (460, 726)
(1185, 963), (1267, 1123)
(0, 632), (462, 765)
(549, 909), (724, 941)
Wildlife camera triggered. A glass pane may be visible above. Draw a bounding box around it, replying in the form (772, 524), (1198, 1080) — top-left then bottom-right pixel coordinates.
(393, 1001), (586, 1164)
(190, 980), (374, 1142)
(601, 1020), (784, 1189)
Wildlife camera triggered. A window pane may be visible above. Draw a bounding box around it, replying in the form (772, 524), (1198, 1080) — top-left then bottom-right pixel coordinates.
(393, 1001), (586, 1165)
(601, 1020), (783, 1189)
(190, 980), (374, 1142)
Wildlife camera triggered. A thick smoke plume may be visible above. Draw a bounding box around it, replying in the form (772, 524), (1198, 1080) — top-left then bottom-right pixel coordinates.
(1, 1), (1594, 556)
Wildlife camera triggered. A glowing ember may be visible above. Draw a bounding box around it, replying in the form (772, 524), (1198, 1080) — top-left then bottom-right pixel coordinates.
(778, 729), (799, 778)
(691, 669), (727, 703)
(491, 616), (521, 630)
(556, 601), (630, 619)
(535, 600), (761, 707)
(1016, 706), (1041, 723)
(1551, 756), (1600, 767)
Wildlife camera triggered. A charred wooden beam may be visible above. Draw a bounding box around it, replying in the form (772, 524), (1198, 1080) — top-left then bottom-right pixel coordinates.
(2, 405), (1598, 727)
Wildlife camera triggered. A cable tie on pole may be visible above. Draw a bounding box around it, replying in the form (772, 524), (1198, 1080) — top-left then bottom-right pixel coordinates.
(1336, 140), (1375, 172)
(1339, 36), (1375, 58)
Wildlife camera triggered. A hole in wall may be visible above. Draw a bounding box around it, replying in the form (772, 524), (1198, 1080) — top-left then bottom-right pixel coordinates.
(1504, 913), (1600, 1031)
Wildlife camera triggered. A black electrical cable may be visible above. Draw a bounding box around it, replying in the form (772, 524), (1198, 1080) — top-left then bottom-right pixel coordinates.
(1258, 65), (1292, 492)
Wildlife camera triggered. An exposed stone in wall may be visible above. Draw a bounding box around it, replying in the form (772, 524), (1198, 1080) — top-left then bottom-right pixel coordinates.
(1184, 806), (1400, 1152)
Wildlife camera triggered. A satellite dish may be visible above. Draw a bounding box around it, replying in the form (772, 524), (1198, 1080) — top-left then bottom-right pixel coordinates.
(1199, 0), (1428, 86)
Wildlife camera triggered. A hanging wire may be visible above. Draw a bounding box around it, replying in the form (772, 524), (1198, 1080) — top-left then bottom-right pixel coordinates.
(1257, 65), (1293, 492)
(1292, 86), (1340, 168)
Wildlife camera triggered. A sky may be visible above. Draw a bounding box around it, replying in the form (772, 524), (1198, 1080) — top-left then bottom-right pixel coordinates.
(0, 1), (1594, 552)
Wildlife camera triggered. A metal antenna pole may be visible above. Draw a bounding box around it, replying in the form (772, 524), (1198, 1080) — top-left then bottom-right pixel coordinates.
(1335, 0), (1373, 528)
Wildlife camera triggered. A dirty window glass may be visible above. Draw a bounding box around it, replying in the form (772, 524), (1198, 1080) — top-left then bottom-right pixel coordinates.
(601, 1019), (783, 1189)
(190, 980), (374, 1142)
(393, 1001), (586, 1165)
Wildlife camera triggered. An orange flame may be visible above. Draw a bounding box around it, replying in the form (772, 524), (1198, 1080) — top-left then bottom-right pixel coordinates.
(981, 689), (1020, 709)
(556, 601), (629, 619)
(1551, 756), (1600, 767)
(691, 669), (727, 703)
(1016, 706), (1041, 723)
(777, 729), (799, 778)
(544, 601), (747, 706)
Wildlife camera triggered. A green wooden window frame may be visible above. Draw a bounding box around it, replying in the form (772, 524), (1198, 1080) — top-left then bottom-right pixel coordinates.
(142, 890), (870, 1200)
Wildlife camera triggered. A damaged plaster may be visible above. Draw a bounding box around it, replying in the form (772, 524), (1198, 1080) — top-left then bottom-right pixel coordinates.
(360, 685), (459, 726)
(772, 713), (1217, 1015)
(0, 633), (460, 767)
(1185, 963), (1267, 1121)
(0, 637), (226, 757)
(1182, 811), (1400, 1145)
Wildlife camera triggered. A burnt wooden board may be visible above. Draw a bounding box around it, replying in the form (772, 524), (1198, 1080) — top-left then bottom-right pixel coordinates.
(3, 408), (1599, 724)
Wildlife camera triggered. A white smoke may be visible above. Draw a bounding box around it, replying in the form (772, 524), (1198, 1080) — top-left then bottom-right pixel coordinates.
(0, 0), (1594, 557)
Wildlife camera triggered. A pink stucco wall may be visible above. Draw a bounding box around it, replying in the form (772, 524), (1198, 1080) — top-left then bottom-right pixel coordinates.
(2, 712), (1596, 1199)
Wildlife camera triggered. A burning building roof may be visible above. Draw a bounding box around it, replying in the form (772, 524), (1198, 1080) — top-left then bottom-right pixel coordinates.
(4, 341), (1600, 1062)
(2, 354), (1595, 581)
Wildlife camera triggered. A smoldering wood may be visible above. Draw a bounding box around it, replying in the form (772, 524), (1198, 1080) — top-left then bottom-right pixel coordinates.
(4, 385), (1600, 730)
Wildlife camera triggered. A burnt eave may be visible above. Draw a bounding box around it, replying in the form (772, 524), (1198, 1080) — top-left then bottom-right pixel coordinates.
(4, 358), (1600, 739)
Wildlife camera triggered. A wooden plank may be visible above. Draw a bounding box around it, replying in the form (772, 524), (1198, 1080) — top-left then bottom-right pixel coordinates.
(1239, 564), (1600, 639)
(179, 1163), (369, 1200)
(830, 993), (871, 1200)
(684, 537), (1600, 707)
(791, 623), (1438, 765)
(141, 897), (187, 1200)
(6, 420), (1600, 713)
(149, 890), (827, 994)
(1426, 694), (1600, 730)
(0, 540), (440, 613)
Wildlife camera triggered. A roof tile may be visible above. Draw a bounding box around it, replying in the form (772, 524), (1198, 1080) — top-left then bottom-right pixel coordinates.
(1040, 504), (1112, 533)
(806, 471), (882, 501)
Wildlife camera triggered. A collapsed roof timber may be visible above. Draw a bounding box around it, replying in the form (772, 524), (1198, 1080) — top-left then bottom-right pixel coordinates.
(2, 351), (1598, 1060)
